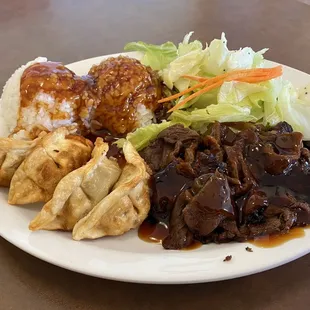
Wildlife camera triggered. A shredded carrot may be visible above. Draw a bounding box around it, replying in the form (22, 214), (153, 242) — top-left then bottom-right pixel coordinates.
(159, 71), (233, 104)
(168, 80), (224, 112)
(234, 75), (280, 83)
(158, 80), (209, 103)
(182, 75), (208, 82)
(182, 66), (282, 83)
(164, 66), (282, 112)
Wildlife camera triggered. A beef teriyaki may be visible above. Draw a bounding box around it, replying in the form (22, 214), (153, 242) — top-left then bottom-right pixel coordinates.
(140, 122), (310, 250)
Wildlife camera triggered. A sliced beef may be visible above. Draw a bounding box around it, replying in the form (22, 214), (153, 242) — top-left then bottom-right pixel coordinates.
(268, 121), (293, 134)
(284, 195), (310, 226)
(193, 149), (225, 176)
(224, 142), (256, 196)
(140, 124), (201, 172)
(239, 209), (296, 239)
(236, 189), (268, 224)
(150, 161), (194, 222)
(162, 190), (194, 250)
(140, 121), (310, 250)
(201, 206), (297, 244)
(300, 147), (310, 174)
(183, 171), (234, 236)
(157, 124), (201, 145)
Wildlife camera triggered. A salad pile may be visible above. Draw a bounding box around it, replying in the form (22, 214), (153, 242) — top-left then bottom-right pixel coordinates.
(120, 32), (310, 150)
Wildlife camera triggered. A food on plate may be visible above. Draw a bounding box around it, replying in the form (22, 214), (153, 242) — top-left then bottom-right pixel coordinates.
(0, 131), (46, 187)
(72, 140), (151, 240)
(29, 138), (122, 231)
(140, 122), (310, 250)
(0, 58), (92, 139)
(1, 31), (310, 250)
(8, 127), (93, 205)
(83, 56), (163, 135)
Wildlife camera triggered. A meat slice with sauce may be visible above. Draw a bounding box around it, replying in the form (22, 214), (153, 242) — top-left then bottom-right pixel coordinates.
(140, 122), (310, 250)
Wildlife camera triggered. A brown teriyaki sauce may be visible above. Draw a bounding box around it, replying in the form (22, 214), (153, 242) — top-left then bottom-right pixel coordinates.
(138, 218), (169, 244)
(138, 218), (202, 250)
(85, 129), (126, 168)
(250, 227), (306, 248)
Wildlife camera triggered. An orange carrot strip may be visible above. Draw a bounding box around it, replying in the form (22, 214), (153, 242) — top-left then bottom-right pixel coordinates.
(158, 79), (210, 103)
(232, 69), (282, 83)
(159, 71), (243, 103)
(159, 72), (238, 104)
(226, 65), (282, 76)
(160, 66), (282, 105)
(182, 66), (282, 82)
(235, 75), (280, 83)
(182, 75), (208, 82)
(168, 80), (224, 112)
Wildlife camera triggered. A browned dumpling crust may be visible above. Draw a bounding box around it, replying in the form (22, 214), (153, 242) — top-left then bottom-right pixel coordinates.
(0, 132), (46, 187)
(29, 138), (122, 231)
(72, 141), (151, 240)
(8, 127), (93, 205)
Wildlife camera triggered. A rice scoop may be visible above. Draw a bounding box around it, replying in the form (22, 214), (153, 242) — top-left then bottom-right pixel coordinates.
(0, 58), (90, 138)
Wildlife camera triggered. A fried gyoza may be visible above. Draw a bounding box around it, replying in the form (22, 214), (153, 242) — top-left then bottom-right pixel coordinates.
(72, 141), (151, 240)
(29, 138), (122, 231)
(0, 132), (46, 187)
(8, 127), (93, 205)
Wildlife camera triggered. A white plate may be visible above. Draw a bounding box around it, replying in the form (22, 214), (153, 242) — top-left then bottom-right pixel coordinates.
(1, 52), (310, 284)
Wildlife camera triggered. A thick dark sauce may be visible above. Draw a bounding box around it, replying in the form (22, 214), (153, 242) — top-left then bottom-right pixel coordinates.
(85, 130), (126, 168)
(138, 218), (202, 250)
(138, 218), (169, 244)
(246, 143), (310, 225)
(250, 227), (306, 248)
(182, 241), (202, 251)
(150, 162), (194, 222)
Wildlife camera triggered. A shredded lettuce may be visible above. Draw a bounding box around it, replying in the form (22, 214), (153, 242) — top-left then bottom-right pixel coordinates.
(115, 121), (173, 151)
(124, 41), (177, 71)
(178, 31), (204, 56)
(161, 50), (204, 91)
(161, 32), (206, 91)
(217, 81), (267, 105)
(202, 33), (268, 76)
(125, 32), (206, 91)
(170, 103), (257, 126)
(125, 32), (268, 93)
(116, 117), (193, 151)
(124, 32), (310, 141)
(275, 81), (310, 139)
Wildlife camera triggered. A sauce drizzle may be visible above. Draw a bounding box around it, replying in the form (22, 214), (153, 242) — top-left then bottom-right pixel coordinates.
(138, 219), (202, 250)
(138, 219), (169, 243)
(250, 227), (306, 248)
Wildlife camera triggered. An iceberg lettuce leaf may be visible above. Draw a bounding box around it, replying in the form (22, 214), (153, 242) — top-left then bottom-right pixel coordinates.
(124, 41), (177, 71)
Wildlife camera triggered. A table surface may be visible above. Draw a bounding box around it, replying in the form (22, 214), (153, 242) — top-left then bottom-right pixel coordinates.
(1, 0), (310, 309)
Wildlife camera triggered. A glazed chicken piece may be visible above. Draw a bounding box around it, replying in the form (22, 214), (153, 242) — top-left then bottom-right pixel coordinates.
(80, 56), (163, 135)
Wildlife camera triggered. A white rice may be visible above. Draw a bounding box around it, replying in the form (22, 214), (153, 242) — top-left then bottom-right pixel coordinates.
(17, 92), (76, 132)
(0, 57), (48, 137)
(136, 104), (154, 128)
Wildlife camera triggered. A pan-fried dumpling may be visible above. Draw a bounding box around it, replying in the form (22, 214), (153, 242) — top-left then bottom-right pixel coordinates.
(8, 127), (93, 205)
(72, 141), (151, 240)
(29, 138), (122, 231)
(0, 132), (46, 187)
